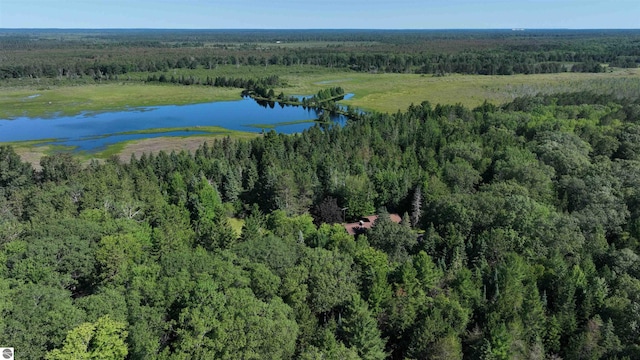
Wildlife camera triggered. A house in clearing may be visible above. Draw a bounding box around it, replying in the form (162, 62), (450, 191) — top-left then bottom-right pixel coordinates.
(344, 213), (402, 236)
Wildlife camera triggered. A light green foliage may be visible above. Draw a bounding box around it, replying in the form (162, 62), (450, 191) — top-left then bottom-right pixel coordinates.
(413, 251), (443, 291)
(483, 321), (512, 360)
(533, 131), (592, 177)
(47, 322), (94, 360)
(239, 209), (266, 243)
(343, 174), (376, 219)
(449, 267), (483, 311)
(46, 316), (128, 360)
(314, 223), (356, 253)
(544, 315), (562, 354)
(189, 176), (236, 250)
(267, 210), (317, 240)
(168, 172), (188, 206)
(427, 333), (464, 360)
(373, 169), (409, 209)
(96, 229), (152, 284)
(355, 246), (392, 314)
(521, 282), (547, 345)
(490, 254), (529, 321)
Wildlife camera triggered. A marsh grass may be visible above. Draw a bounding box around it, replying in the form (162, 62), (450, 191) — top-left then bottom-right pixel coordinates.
(0, 83), (242, 119)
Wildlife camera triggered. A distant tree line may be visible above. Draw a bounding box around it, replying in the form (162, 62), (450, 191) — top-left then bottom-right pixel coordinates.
(145, 73), (281, 88)
(2, 51), (635, 80)
(2, 30), (639, 80)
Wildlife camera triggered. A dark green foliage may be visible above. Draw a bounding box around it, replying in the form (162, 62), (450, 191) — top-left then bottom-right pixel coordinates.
(303, 247), (358, 314)
(2, 284), (85, 359)
(40, 152), (81, 183)
(366, 210), (416, 263)
(339, 294), (387, 360)
(0, 145), (33, 191)
(311, 196), (344, 225)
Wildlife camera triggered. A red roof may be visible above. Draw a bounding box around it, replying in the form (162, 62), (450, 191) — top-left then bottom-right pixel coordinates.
(344, 213), (402, 236)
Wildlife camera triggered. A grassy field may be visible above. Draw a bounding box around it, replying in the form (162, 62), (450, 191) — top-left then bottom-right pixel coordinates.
(0, 83), (243, 119)
(275, 68), (640, 113)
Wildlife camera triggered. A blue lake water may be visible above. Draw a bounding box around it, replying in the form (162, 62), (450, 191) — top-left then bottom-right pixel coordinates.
(0, 95), (352, 152)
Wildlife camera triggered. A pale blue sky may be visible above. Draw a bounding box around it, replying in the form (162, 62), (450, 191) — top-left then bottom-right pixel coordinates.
(0, 0), (638, 29)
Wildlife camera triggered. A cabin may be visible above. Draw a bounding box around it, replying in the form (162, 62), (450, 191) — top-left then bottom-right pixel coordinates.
(344, 213), (402, 236)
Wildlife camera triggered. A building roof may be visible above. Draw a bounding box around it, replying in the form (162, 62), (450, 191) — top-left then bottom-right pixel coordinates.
(344, 213), (402, 236)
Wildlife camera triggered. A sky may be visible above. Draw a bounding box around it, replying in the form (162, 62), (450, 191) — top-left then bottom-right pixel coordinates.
(0, 0), (638, 29)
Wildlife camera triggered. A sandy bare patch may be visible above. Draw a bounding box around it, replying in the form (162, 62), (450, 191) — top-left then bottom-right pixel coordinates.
(116, 134), (258, 162)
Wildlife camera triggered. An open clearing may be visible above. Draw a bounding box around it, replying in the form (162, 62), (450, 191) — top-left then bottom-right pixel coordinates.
(112, 133), (258, 162)
(277, 68), (640, 113)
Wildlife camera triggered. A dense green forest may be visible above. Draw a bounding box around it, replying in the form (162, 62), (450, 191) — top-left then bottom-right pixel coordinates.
(1, 29), (639, 80)
(2, 89), (640, 359)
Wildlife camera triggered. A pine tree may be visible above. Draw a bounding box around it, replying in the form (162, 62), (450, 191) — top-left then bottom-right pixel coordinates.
(339, 294), (387, 360)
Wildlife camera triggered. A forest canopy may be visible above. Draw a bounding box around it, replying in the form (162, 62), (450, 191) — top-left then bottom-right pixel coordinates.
(1, 29), (638, 80)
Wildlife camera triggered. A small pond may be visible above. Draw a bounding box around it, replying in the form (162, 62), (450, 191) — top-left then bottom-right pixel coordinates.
(0, 95), (353, 152)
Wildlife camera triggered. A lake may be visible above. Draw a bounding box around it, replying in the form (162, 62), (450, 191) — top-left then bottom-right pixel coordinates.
(0, 95), (352, 152)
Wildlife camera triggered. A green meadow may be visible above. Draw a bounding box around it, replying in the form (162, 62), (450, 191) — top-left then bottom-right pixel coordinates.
(276, 68), (640, 112)
(0, 83), (242, 119)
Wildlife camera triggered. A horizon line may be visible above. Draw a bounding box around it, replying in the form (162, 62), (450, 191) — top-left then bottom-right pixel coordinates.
(2, 27), (640, 31)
